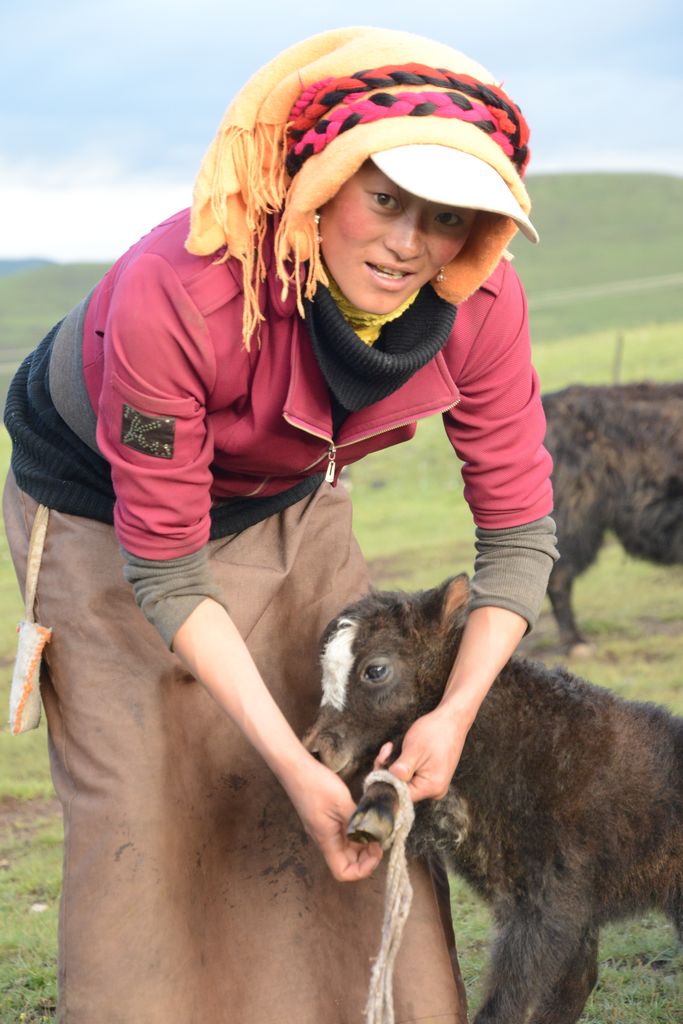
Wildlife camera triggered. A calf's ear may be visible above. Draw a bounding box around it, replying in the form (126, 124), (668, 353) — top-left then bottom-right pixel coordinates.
(440, 574), (470, 628)
(420, 574), (470, 629)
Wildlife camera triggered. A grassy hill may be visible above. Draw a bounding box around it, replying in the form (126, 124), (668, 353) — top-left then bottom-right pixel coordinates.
(0, 263), (111, 403)
(0, 259), (54, 279)
(0, 262), (111, 355)
(510, 172), (683, 339)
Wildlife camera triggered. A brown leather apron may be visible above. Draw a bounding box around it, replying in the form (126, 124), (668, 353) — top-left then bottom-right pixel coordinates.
(4, 473), (467, 1024)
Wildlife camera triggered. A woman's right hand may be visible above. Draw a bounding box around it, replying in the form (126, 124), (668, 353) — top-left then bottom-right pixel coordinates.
(174, 600), (382, 881)
(283, 756), (383, 882)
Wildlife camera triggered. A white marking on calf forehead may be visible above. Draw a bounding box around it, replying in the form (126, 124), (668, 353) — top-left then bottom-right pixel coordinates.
(320, 619), (357, 711)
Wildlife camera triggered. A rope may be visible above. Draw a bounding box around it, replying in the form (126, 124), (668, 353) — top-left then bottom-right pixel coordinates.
(24, 504), (50, 622)
(9, 504), (51, 734)
(362, 769), (416, 1024)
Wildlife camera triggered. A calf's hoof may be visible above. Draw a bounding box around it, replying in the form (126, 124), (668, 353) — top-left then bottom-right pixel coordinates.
(568, 641), (594, 659)
(347, 783), (398, 846)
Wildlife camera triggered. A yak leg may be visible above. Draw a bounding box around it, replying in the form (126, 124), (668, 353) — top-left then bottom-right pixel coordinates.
(546, 562), (588, 652)
(473, 908), (588, 1024)
(668, 886), (683, 944)
(530, 926), (599, 1024)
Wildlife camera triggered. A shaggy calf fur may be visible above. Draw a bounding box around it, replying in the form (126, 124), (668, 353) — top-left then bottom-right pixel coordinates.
(304, 576), (683, 1024)
(542, 381), (683, 651)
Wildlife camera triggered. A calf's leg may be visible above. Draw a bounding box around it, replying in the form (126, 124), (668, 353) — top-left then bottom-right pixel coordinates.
(473, 907), (589, 1024)
(530, 926), (599, 1024)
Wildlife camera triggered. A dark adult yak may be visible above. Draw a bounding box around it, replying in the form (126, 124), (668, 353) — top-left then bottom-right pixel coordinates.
(542, 381), (683, 651)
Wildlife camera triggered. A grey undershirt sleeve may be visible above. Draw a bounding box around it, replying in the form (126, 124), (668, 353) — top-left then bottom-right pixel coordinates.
(469, 515), (559, 631)
(121, 546), (229, 650)
(123, 515), (558, 648)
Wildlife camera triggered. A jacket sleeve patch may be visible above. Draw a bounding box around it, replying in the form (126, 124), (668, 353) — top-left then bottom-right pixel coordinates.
(121, 403), (175, 459)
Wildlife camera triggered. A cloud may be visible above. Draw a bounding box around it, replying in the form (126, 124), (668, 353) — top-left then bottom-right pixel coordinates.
(0, 156), (191, 261)
(1, 0), (681, 260)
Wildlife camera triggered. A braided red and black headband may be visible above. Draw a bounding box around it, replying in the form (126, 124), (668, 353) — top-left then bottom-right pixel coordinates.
(286, 63), (530, 179)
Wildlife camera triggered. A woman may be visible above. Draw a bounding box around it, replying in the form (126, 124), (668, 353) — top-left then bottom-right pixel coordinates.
(4, 27), (556, 1024)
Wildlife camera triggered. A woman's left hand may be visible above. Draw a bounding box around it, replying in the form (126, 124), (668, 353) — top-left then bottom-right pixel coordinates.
(376, 606), (528, 802)
(377, 704), (468, 802)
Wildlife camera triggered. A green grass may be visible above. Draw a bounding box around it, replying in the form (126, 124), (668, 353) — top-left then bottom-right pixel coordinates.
(0, 811), (60, 1024)
(0, 427), (61, 1022)
(526, 284), (683, 348)
(532, 320), (683, 390)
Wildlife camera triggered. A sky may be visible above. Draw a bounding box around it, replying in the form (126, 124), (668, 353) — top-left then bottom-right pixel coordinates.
(1, 0), (681, 262)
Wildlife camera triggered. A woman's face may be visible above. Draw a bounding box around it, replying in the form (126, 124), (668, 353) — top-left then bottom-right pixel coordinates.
(318, 160), (476, 314)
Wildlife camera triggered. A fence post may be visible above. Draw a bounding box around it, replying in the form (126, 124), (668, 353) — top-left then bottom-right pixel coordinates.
(612, 333), (624, 383)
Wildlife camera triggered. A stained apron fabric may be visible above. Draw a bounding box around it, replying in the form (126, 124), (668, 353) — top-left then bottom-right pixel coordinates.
(3, 472), (468, 1024)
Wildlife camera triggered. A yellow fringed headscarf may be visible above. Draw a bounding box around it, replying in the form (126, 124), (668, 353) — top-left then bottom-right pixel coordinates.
(186, 27), (532, 348)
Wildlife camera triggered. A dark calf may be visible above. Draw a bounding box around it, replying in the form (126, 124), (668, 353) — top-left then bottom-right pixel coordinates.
(542, 382), (683, 651)
(304, 576), (683, 1024)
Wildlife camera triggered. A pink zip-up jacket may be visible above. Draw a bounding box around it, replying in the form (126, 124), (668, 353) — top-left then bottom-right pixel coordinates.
(83, 210), (552, 560)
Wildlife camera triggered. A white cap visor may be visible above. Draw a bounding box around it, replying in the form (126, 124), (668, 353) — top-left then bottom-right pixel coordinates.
(371, 145), (539, 244)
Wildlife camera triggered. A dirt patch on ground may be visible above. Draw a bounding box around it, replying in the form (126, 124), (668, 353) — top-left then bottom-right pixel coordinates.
(0, 794), (60, 840)
(521, 611), (683, 665)
(367, 549), (471, 589)
(636, 616), (683, 637)
(366, 554), (422, 587)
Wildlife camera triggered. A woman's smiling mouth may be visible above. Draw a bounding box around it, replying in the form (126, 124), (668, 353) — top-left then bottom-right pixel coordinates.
(367, 262), (413, 282)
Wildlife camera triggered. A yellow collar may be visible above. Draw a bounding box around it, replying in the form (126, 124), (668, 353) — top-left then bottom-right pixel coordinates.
(325, 274), (420, 346)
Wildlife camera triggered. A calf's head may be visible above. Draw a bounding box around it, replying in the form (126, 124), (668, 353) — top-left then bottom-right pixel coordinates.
(303, 575), (470, 779)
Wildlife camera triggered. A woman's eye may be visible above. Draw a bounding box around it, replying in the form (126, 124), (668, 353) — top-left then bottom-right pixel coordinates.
(374, 193), (399, 210)
(362, 662), (391, 683)
(435, 210), (464, 227)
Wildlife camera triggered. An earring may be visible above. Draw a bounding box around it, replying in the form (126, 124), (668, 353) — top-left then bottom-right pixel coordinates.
(436, 267), (445, 283)
(314, 213), (322, 244)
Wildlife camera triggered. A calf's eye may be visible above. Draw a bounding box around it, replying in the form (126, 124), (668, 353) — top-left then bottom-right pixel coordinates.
(361, 660), (393, 684)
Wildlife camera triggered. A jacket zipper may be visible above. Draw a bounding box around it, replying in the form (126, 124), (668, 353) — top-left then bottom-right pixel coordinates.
(325, 444), (337, 483)
(285, 399), (460, 484)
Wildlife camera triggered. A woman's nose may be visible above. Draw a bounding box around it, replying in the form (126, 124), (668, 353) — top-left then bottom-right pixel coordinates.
(383, 214), (424, 261)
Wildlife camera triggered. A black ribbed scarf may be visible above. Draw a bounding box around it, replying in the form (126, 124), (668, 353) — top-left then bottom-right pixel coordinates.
(304, 283), (456, 413)
(5, 285), (456, 540)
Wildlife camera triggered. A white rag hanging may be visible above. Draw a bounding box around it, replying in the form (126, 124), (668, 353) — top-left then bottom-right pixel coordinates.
(8, 504), (52, 734)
